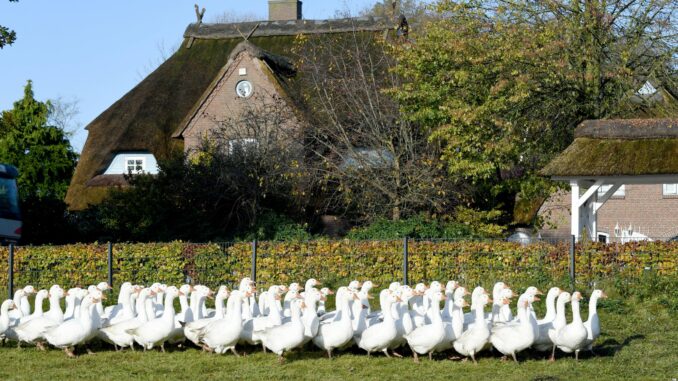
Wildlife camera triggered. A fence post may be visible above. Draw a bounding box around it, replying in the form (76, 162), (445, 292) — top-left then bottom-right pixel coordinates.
(251, 240), (257, 283)
(569, 234), (576, 290)
(403, 237), (409, 286)
(107, 242), (113, 289)
(8, 243), (14, 300)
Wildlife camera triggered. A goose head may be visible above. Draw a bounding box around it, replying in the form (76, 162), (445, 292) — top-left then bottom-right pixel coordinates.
(48, 285), (65, 299)
(97, 282), (112, 291)
(557, 291), (572, 305)
(320, 287), (334, 297)
(1, 299), (16, 312)
(524, 286), (543, 296)
(305, 278), (321, 291)
(289, 283), (301, 293)
(216, 286), (230, 299)
(454, 296), (469, 309)
(453, 286), (469, 301)
(35, 289), (49, 301)
(572, 291), (583, 302)
(389, 282), (401, 292)
(414, 283), (427, 296)
(361, 281), (375, 292)
(165, 286), (182, 298)
(429, 281), (442, 293)
(445, 281), (459, 293)
(590, 289), (607, 300)
(22, 285), (36, 295)
(239, 278), (252, 292)
(179, 284), (192, 297)
(348, 280), (361, 292)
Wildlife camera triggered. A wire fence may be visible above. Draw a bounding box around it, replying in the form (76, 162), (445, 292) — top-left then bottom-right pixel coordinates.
(1, 235), (676, 300)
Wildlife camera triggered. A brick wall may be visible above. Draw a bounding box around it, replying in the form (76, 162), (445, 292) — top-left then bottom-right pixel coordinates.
(268, 0), (302, 21)
(183, 51), (301, 153)
(538, 184), (678, 240)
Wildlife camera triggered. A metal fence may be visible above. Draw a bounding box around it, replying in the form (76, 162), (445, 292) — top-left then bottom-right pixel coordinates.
(2, 235), (676, 300)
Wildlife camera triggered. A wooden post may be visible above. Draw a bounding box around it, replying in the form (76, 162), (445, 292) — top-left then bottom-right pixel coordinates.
(569, 235), (576, 290)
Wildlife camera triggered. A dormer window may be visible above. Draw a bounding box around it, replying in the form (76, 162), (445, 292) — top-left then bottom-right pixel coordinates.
(126, 157), (145, 174)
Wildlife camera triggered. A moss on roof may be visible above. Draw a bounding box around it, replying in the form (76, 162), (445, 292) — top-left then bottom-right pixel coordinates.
(66, 35), (299, 210)
(541, 137), (678, 177)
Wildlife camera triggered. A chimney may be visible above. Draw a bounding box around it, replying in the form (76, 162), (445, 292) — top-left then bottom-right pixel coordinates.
(268, 0), (302, 21)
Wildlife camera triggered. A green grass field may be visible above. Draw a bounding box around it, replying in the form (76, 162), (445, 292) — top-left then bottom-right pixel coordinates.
(0, 296), (675, 381)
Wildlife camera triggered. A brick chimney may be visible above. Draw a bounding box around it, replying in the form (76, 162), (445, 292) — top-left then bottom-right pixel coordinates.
(268, 0), (302, 21)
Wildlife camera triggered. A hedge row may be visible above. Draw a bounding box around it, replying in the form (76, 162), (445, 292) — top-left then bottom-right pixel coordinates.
(0, 240), (676, 297)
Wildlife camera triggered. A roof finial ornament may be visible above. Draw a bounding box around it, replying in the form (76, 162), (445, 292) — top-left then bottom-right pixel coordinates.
(194, 4), (206, 25)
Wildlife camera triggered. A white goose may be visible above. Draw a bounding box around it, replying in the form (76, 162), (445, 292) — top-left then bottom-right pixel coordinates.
(184, 287), (222, 347)
(405, 290), (446, 362)
(199, 290), (246, 355)
(583, 289), (607, 352)
(533, 287), (562, 351)
(454, 291), (492, 364)
(104, 283), (138, 325)
(0, 300), (17, 337)
(129, 286), (182, 351)
(99, 287), (154, 351)
(43, 292), (101, 357)
(489, 294), (539, 362)
(13, 286), (66, 348)
(313, 287), (356, 358)
(261, 298), (306, 362)
(388, 286), (416, 355)
(356, 291), (399, 357)
(551, 291), (588, 361)
(316, 287), (334, 317)
(433, 287), (468, 354)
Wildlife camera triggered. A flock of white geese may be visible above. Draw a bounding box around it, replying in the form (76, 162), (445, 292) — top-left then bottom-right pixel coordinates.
(0, 278), (606, 363)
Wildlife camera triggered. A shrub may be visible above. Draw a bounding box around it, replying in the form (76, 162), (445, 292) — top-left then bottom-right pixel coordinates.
(346, 214), (477, 240)
(0, 240), (675, 299)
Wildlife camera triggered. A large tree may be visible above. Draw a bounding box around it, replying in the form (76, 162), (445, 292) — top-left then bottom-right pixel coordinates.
(293, 31), (457, 221)
(0, 80), (79, 244)
(0, 80), (78, 199)
(393, 0), (677, 222)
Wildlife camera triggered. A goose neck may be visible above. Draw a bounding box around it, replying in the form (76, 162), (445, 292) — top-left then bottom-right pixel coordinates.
(179, 294), (189, 313)
(588, 296), (598, 321)
(571, 299), (583, 324)
(162, 294), (177, 320)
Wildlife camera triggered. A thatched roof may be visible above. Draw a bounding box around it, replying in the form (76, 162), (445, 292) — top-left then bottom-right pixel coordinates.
(541, 119), (678, 177)
(65, 18), (392, 210)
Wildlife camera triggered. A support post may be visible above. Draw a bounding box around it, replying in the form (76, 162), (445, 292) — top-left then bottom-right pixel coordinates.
(107, 242), (113, 289)
(570, 180), (580, 242)
(403, 237), (409, 286)
(8, 243), (14, 300)
(251, 240), (257, 283)
(569, 234), (576, 290)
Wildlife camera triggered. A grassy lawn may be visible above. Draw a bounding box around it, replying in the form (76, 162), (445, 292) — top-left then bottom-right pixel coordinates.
(0, 296), (675, 381)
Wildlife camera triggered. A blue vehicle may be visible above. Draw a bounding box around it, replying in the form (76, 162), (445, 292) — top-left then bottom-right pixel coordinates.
(0, 164), (21, 243)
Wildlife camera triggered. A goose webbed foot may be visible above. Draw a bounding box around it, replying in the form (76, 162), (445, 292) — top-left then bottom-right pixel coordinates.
(36, 341), (47, 351)
(471, 353), (478, 365)
(413, 351), (420, 363)
(500, 355), (509, 362)
(392, 350), (403, 358)
(64, 347), (76, 358)
(278, 355), (286, 364)
(86, 346), (95, 355)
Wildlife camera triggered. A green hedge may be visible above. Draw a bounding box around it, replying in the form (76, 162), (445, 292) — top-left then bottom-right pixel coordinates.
(0, 240), (676, 299)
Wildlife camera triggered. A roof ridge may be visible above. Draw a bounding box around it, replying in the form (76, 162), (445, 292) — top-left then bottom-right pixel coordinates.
(575, 118), (678, 139)
(184, 17), (393, 40)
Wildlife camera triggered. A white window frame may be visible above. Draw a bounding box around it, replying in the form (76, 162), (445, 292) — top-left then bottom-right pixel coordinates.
(663, 184), (678, 197)
(597, 232), (610, 243)
(126, 157), (146, 175)
(597, 184), (625, 198)
(228, 138), (258, 155)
